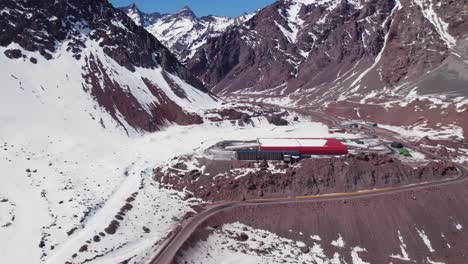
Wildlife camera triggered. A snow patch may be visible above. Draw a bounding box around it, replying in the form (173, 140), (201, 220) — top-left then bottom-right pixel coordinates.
(390, 231), (412, 261)
(331, 234), (345, 248)
(426, 257), (445, 264)
(351, 247), (370, 264)
(416, 228), (435, 253)
(310, 235), (322, 241)
(413, 0), (456, 48)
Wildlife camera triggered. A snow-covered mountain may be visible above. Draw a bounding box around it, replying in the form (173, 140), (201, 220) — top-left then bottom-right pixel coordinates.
(1, 0), (219, 134)
(119, 3), (163, 27)
(120, 4), (254, 62)
(186, 0), (468, 137)
(189, 0), (468, 99)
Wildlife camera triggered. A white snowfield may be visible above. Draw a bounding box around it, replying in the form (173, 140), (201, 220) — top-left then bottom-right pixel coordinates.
(0, 42), (332, 263)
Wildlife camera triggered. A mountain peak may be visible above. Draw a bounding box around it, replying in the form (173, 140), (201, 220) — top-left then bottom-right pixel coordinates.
(177, 5), (196, 18)
(125, 3), (140, 11)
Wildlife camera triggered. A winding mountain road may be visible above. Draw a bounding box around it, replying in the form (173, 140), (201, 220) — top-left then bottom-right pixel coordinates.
(149, 111), (468, 264)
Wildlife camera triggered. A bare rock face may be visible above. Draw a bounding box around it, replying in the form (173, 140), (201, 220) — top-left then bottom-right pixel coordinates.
(379, 0), (448, 85)
(0, 0), (214, 132)
(188, 0), (387, 94)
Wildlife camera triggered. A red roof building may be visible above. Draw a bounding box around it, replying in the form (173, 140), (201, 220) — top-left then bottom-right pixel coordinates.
(258, 138), (348, 155)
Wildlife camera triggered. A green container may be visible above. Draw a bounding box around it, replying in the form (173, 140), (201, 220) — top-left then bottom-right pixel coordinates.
(399, 148), (412, 157)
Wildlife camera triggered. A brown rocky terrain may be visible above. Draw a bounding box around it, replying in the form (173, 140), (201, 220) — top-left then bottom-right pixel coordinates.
(185, 0), (468, 142)
(322, 100), (468, 164)
(154, 153), (457, 202)
(188, 0), (468, 99)
(177, 180), (468, 263)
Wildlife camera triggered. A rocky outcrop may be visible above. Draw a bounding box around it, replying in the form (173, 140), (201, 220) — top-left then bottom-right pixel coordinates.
(3, 49), (24, 59)
(204, 103), (292, 125)
(154, 153), (457, 202)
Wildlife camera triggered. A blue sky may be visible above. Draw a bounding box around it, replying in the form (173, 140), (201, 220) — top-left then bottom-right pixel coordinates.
(110, 0), (275, 17)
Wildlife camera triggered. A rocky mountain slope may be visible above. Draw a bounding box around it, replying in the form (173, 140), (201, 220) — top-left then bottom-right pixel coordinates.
(179, 182), (468, 263)
(185, 0), (468, 139)
(1, 0), (218, 134)
(154, 153), (457, 201)
(189, 0), (467, 98)
(120, 3), (254, 63)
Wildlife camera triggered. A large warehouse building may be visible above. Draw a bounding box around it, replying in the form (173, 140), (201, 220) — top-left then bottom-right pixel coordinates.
(234, 138), (349, 161)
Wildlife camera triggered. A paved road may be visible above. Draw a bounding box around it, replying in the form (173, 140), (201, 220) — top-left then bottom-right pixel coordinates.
(149, 111), (468, 264)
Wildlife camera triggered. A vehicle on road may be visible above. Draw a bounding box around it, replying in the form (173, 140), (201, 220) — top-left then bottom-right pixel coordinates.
(365, 122), (378, 127)
(329, 127), (346, 133)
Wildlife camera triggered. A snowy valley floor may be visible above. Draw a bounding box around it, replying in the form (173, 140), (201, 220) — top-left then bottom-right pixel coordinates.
(0, 112), (331, 263)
